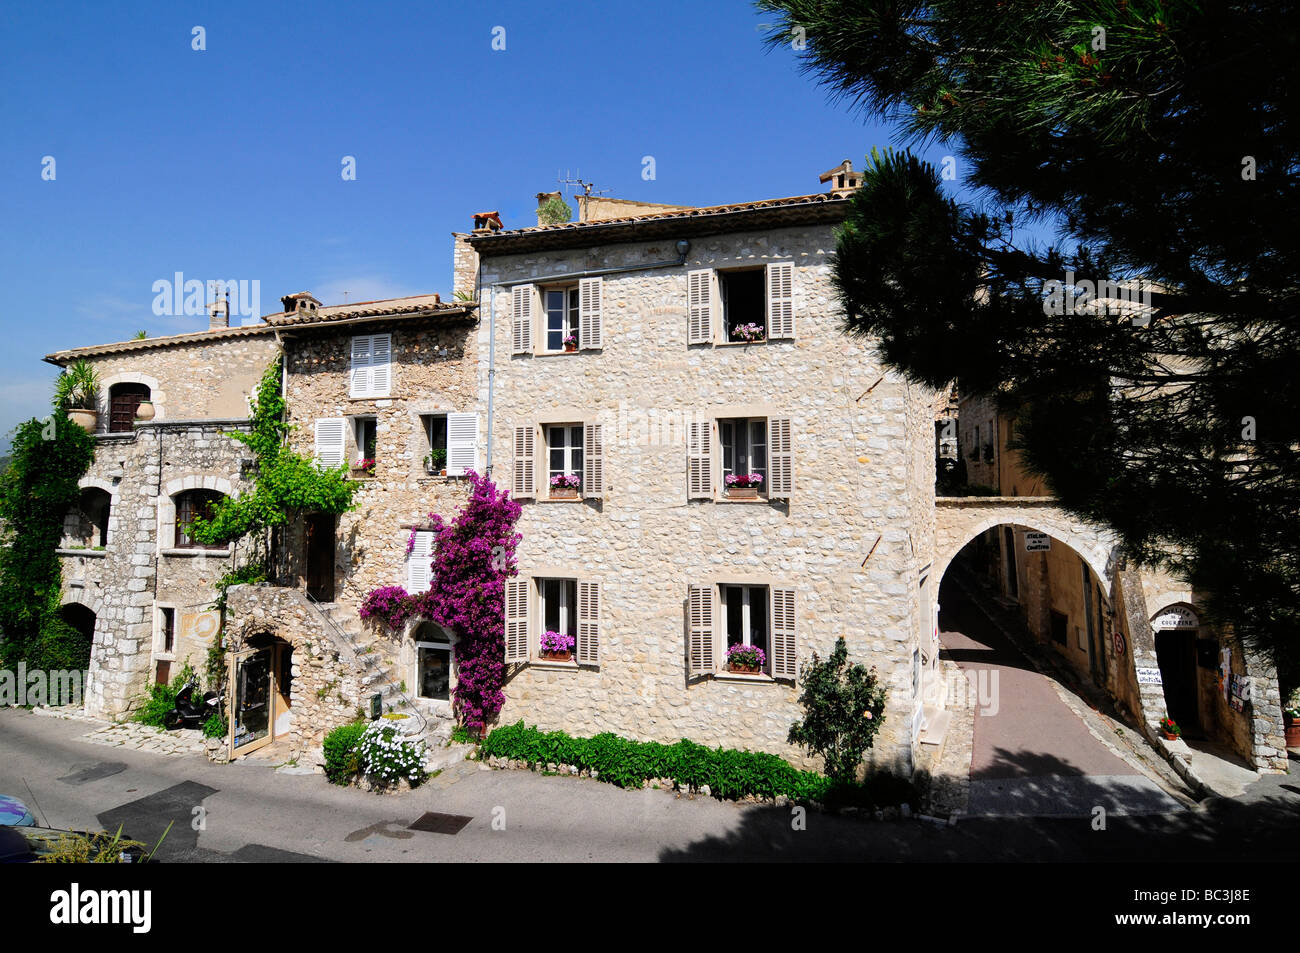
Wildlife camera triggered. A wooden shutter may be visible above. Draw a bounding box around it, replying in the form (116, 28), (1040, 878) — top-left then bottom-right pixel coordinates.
(768, 416), (793, 498)
(370, 333), (392, 396)
(314, 418), (346, 468)
(579, 277), (603, 349)
(512, 425), (535, 498)
(688, 269), (713, 344)
(687, 416), (713, 499)
(583, 422), (604, 498)
(577, 581), (600, 665)
(446, 412), (479, 476)
(349, 336), (372, 397)
(687, 584), (715, 676)
(406, 530), (434, 594)
(767, 262), (795, 339)
(770, 587), (797, 679)
(505, 578), (530, 663)
(511, 284), (534, 355)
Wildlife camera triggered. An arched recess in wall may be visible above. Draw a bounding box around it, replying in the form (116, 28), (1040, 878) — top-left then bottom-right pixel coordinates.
(934, 512), (1115, 593)
(159, 475), (234, 552)
(98, 371), (165, 430)
(68, 476), (120, 547)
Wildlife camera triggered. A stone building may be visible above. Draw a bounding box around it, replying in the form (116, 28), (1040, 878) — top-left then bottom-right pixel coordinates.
(45, 308), (280, 718)
(455, 162), (941, 774)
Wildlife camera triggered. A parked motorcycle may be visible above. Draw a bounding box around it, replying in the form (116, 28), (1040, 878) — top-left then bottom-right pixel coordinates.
(162, 679), (220, 730)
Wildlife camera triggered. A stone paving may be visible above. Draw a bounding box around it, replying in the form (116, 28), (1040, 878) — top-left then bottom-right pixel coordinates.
(925, 657), (974, 817)
(79, 721), (206, 757)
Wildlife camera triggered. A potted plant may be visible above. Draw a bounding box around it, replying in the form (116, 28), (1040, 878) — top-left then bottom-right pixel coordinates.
(54, 359), (100, 432)
(550, 472), (580, 499)
(352, 457), (376, 477)
(724, 473), (764, 499)
(134, 398), (155, 421)
(726, 643), (766, 674)
(563, 334), (578, 353)
(732, 323), (765, 343)
(424, 447), (447, 476)
(540, 630), (575, 662)
(1158, 717), (1181, 741)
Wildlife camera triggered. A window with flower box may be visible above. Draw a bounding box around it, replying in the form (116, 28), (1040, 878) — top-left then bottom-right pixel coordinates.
(511, 278), (603, 354)
(687, 582), (796, 679)
(512, 420), (604, 500)
(352, 416), (377, 475)
(687, 262), (794, 345)
(504, 576), (600, 665)
(687, 415), (792, 501)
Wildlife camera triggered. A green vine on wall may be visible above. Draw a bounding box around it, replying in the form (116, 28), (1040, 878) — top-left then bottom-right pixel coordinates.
(0, 413), (96, 670)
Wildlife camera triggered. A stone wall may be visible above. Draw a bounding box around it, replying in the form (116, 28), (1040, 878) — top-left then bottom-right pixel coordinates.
(60, 419), (259, 717)
(280, 316), (481, 616)
(474, 223), (937, 774)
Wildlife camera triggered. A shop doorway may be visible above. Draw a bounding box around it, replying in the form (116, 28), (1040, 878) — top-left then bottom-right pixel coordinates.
(229, 637), (293, 759)
(305, 513), (335, 602)
(1155, 629), (1200, 737)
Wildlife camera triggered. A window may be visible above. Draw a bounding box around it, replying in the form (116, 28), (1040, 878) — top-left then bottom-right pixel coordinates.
(108, 383), (150, 433)
(407, 530), (434, 593)
(719, 418), (767, 496)
(687, 415), (792, 500)
(422, 414), (447, 474)
(159, 607), (175, 654)
(544, 286), (580, 352)
(64, 487), (110, 548)
(720, 269), (765, 342)
(349, 333), (391, 398)
(353, 416), (377, 470)
(687, 263), (793, 344)
(414, 622), (452, 702)
(687, 583), (797, 678)
(547, 425), (584, 497)
(503, 576), (600, 664)
(514, 422), (603, 499)
(722, 584), (770, 673)
(175, 490), (224, 548)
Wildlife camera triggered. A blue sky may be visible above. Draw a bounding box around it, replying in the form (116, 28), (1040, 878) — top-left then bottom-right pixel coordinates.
(0, 0), (983, 448)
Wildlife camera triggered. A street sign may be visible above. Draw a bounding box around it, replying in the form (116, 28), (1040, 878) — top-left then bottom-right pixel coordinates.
(1136, 667), (1163, 685)
(1024, 532), (1051, 552)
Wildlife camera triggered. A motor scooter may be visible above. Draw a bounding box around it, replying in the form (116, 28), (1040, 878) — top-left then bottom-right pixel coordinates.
(163, 678), (220, 730)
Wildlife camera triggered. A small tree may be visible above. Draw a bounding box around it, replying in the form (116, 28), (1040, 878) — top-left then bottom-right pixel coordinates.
(787, 637), (887, 784)
(538, 196), (572, 226)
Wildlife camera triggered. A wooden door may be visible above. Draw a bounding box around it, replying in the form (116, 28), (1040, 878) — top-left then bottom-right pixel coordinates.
(305, 513), (335, 602)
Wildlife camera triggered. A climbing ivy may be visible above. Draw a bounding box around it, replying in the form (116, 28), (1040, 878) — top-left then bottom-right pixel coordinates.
(0, 413), (96, 669)
(190, 357), (358, 546)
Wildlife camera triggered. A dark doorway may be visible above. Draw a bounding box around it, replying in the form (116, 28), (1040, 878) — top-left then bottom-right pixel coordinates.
(305, 513), (335, 602)
(1155, 630), (1200, 736)
(108, 383), (150, 433)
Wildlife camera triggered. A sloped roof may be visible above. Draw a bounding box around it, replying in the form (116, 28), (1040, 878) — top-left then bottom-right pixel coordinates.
(465, 192), (851, 254)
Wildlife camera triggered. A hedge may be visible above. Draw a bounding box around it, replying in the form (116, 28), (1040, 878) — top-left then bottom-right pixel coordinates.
(480, 721), (914, 809)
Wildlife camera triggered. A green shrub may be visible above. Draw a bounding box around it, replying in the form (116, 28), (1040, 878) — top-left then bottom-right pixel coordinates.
(450, 724), (480, 746)
(134, 661), (197, 729)
(323, 721), (369, 784)
(202, 712), (228, 739)
(787, 637), (888, 784)
(480, 721), (913, 809)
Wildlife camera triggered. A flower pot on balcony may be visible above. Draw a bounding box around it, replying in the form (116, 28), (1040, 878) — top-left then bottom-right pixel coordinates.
(134, 400), (155, 421)
(67, 408), (98, 432)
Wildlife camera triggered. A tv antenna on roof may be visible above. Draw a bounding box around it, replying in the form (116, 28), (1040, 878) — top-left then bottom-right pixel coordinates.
(558, 169), (609, 197)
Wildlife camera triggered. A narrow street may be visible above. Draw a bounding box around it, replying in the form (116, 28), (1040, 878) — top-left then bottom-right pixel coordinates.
(938, 582), (1187, 818)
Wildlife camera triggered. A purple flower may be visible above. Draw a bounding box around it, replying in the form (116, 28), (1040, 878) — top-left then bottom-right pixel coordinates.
(549, 473), (580, 489)
(540, 630), (575, 653)
(727, 643), (766, 667)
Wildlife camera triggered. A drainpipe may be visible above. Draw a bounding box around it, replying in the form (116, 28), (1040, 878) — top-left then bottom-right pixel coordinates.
(480, 242), (691, 477)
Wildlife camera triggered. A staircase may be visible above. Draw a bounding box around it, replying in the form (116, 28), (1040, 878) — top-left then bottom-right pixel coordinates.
(306, 598), (461, 763)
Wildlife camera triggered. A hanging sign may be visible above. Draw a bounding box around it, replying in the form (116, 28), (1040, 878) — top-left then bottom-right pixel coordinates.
(1136, 667), (1163, 686)
(1152, 606), (1199, 630)
(1024, 532), (1051, 552)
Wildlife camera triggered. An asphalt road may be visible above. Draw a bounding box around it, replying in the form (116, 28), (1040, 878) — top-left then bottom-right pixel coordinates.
(1, 707), (1297, 862)
(939, 584), (1184, 817)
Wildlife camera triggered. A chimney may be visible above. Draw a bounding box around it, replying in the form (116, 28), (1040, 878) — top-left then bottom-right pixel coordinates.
(279, 291), (323, 316)
(819, 159), (862, 198)
(208, 291), (230, 330)
(472, 211), (503, 233)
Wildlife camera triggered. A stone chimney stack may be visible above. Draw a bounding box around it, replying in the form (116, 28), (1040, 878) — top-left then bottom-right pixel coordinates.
(208, 290), (230, 330)
(819, 159), (862, 198)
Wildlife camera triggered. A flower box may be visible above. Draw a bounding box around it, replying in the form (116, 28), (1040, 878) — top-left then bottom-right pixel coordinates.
(726, 487), (759, 500)
(550, 487), (579, 500)
(725, 643), (766, 675)
(540, 650), (573, 662)
(727, 661), (761, 674)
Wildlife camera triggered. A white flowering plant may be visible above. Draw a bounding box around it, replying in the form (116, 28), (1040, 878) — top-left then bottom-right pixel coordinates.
(358, 721), (428, 788)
